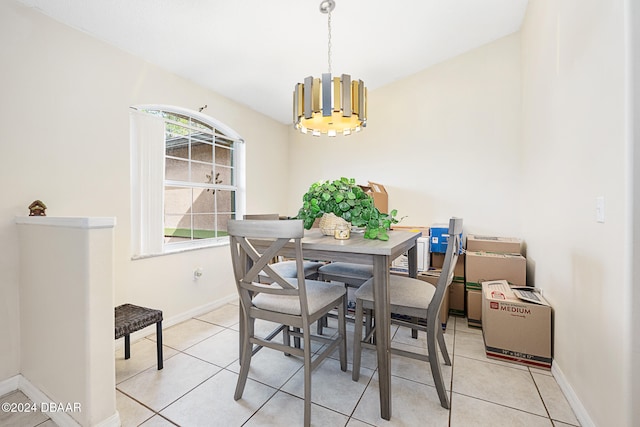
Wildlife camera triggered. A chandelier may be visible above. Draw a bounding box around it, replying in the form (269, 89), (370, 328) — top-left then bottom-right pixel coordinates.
(293, 0), (367, 137)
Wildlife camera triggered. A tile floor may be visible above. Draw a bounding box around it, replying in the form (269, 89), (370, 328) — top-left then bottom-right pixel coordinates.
(1, 301), (581, 427)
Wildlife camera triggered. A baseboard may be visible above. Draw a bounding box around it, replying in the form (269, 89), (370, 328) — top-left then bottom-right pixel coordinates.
(115, 294), (238, 350)
(551, 362), (595, 427)
(0, 375), (20, 397)
(1, 375), (121, 427)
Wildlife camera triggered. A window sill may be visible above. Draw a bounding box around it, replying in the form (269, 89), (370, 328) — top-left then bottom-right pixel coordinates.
(131, 238), (229, 260)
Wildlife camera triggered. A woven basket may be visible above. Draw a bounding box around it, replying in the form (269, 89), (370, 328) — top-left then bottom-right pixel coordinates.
(318, 213), (350, 236)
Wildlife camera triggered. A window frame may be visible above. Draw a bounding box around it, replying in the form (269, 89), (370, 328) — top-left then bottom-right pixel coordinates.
(131, 104), (246, 258)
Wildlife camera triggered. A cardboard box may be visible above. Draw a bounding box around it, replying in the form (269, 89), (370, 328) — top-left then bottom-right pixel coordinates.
(448, 280), (465, 316)
(391, 271), (449, 329)
(465, 251), (526, 290)
(419, 270), (464, 316)
(466, 289), (482, 328)
(431, 253), (465, 282)
(482, 280), (552, 369)
(359, 181), (388, 213)
(429, 224), (463, 254)
(391, 225), (430, 236)
(391, 236), (429, 272)
(467, 234), (523, 254)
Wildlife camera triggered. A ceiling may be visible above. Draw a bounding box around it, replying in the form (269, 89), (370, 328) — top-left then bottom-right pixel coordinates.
(15, 0), (529, 125)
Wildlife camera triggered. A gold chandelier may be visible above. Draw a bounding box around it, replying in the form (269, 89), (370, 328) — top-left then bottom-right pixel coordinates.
(293, 0), (367, 137)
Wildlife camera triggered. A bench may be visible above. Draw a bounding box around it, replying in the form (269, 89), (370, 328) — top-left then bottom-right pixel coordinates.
(115, 303), (163, 370)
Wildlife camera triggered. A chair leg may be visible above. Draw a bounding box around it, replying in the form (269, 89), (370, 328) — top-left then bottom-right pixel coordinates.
(337, 300), (347, 372)
(235, 317), (254, 400)
(303, 323), (313, 427)
(411, 316), (419, 339)
(367, 309), (376, 345)
(316, 316), (325, 335)
(428, 322), (450, 409)
(283, 325), (292, 356)
(124, 335), (130, 359)
(437, 327), (451, 366)
(294, 327), (301, 348)
(156, 321), (164, 370)
(352, 299), (364, 381)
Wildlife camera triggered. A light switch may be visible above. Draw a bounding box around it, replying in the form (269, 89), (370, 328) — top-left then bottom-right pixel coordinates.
(596, 196), (605, 223)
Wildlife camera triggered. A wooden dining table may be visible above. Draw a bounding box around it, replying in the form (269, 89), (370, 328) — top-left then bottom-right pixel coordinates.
(255, 228), (422, 421)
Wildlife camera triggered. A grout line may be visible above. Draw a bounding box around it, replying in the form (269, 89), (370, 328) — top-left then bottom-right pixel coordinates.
(451, 390), (554, 421)
(529, 368), (553, 421)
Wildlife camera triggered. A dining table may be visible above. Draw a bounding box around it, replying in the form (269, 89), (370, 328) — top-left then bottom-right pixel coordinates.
(252, 227), (421, 421)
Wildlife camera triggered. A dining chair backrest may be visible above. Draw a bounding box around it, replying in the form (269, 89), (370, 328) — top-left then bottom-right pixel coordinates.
(428, 217), (463, 327)
(227, 219), (311, 317)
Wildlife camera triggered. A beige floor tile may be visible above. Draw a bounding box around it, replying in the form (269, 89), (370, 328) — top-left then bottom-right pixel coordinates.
(0, 390), (49, 427)
(36, 420), (58, 427)
(249, 318), (323, 353)
(455, 316), (483, 334)
(115, 390), (154, 427)
(452, 329), (487, 361)
(532, 372), (580, 425)
(161, 369), (276, 426)
(346, 418), (375, 427)
(117, 352), (221, 411)
(530, 366), (554, 376)
(252, 318), (283, 337)
(552, 421), (581, 427)
(281, 357), (374, 416)
(115, 338), (179, 384)
(243, 390), (349, 427)
(450, 393), (553, 426)
(328, 329), (379, 370)
(138, 415), (176, 426)
(352, 375), (450, 426)
(453, 330), (528, 371)
(227, 347), (305, 389)
(184, 328), (240, 368)
(392, 324), (455, 352)
(0, 391), (50, 427)
(452, 356), (547, 416)
(196, 303), (240, 328)
(389, 341), (453, 390)
(151, 318), (225, 351)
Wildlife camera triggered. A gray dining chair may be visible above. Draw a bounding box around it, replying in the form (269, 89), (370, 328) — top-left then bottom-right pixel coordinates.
(228, 219), (347, 427)
(351, 217), (463, 409)
(244, 214), (324, 283)
(316, 261), (373, 334)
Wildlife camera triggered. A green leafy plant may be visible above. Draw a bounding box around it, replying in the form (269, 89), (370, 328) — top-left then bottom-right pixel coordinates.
(296, 177), (399, 240)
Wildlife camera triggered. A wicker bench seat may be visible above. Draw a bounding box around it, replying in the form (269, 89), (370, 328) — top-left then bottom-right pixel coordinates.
(115, 303), (163, 370)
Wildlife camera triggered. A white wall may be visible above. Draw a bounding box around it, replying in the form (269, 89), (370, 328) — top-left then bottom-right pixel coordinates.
(286, 34), (523, 236)
(0, 1), (289, 383)
(520, 0), (632, 426)
(631, 0), (640, 422)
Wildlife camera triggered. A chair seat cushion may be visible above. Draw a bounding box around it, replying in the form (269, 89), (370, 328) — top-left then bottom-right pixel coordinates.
(260, 260), (324, 279)
(318, 262), (373, 280)
(354, 275), (435, 318)
(252, 279), (345, 316)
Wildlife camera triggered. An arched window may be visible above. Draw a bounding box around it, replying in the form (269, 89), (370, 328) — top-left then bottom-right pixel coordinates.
(130, 105), (246, 257)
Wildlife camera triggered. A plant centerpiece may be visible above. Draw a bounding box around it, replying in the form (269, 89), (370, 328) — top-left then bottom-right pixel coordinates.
(296, 177), (399, 240)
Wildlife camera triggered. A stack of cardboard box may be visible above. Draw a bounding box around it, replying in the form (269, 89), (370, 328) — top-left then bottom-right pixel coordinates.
(426, 224), (465, 327)
(465, 235), (526, 327)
